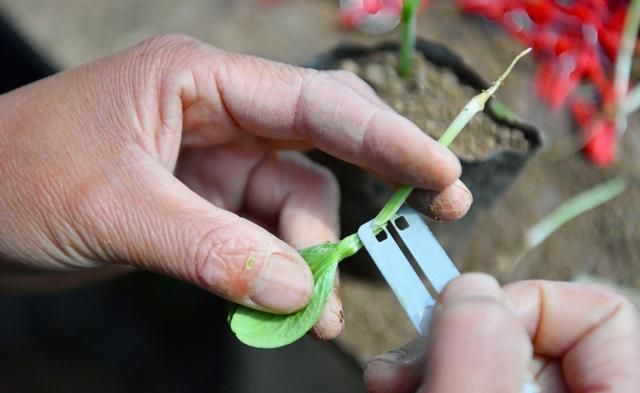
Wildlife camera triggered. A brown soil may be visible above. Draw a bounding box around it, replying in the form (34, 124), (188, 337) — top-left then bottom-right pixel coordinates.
(339, 51), (530, 160)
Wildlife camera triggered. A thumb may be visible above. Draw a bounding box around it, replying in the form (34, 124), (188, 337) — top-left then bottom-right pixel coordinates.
(421, 273), (532, 393)
(83, 166), (313, 314)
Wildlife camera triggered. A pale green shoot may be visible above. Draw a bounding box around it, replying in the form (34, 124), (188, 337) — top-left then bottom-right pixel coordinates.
(524, 177), (627, 253)
(374, 48), (532, 230)
(398, 0), (421, 77)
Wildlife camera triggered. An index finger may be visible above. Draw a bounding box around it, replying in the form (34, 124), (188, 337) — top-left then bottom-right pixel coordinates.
(183, 44), (461, 191)
(504, 280), (640, 393)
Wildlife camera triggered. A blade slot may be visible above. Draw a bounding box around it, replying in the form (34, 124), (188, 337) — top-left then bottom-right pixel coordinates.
(393, 206), (460, 293)
(387, 223), (439, 300)
(357, 221), (435, 334)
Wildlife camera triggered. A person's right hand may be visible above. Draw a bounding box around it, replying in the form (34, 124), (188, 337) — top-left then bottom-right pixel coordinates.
(0, 35), (471, 337)
(364, 274), (640, 392)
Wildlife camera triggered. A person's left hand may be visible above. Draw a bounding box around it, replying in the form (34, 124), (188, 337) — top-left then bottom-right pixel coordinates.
(0, 35), (472, 339)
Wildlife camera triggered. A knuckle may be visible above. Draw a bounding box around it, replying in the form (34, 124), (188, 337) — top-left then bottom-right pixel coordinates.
(328, 69), (377, 94)
(224, 52), (313, 86)
(300, 69), (332, 92)
(191, 226), (231, 292)
(601, 289), (638, 315)
(328, 69), (361, 83)
(307, 163), (339, 195)
(573, 282), (636, 311)
(282, 152), (340, 202)
(189, 219), (259, 298)
(445, 298), (515, 331)
(268, 61), (311, 86)
(304, 166), (340, 206)
(135, 34), (203, 56)
(127, 34), (208, 73)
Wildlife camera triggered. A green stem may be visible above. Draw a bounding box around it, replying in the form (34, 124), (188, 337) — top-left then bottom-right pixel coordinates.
(614, 0), (640, 136)
(524, 177), (627, 251)
(374, 48), (531, 230)
(336, 232), (364, 259)
(509, 176), (627, 279)
(398, 0), (420, 77)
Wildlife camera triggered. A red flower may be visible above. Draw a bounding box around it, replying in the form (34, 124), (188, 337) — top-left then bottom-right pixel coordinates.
(534, 55), (583, 108)
(582, 119), (616, 167)
(458, 0), (507, 20)
(459, 0), (630, 165)
(571, 99), (616, 166)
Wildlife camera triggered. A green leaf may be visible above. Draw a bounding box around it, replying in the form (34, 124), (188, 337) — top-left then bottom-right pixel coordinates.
(229, 234), (362, 348)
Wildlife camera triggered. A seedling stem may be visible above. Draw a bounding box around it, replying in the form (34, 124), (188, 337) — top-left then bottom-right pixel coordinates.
(398, 0), (420, 77)
(375, 48), (532, 230)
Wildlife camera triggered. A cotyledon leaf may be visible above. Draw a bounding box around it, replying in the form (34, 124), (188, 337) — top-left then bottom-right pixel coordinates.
(229, 234), (362, 349)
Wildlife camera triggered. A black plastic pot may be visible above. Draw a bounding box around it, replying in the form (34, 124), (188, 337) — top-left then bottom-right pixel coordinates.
(305, 39), (543, 277)
(0, 13), (56, 94)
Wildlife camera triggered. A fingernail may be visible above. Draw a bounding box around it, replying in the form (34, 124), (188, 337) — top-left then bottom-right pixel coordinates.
(309, 289), (344, 340)
(453, 179), (473, 202)
(250, 253), (313, 313)
(441, 273), (519, 314)
(412, 179), (473, 221)
(445, 179), (473, 219)
(440, 273), (503, 303)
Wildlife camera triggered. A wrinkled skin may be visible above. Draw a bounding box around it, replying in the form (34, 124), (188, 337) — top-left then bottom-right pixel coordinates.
(364, 273), (640, 393)
(0, 35), (471, 337)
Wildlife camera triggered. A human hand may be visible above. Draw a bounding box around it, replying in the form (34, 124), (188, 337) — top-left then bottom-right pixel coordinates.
(364, 273), (640, 392)
(0, 35), (471, 338)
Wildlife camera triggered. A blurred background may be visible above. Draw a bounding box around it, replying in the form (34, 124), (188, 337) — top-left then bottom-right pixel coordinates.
(1, 0), (639, 392)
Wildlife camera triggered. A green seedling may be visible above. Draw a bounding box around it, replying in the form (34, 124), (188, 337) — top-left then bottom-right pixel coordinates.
(398, 0), (421, 77)
(511, 176), (627, 271)
(228, 48), (531, 349)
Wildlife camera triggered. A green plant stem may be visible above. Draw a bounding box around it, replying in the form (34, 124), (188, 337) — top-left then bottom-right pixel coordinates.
(398, 0), (420, 77)
(524, 177), (627, 251)
(614, 0), (640, 135)
(374, 48), (532, 230)
(334, 232), (364, 259)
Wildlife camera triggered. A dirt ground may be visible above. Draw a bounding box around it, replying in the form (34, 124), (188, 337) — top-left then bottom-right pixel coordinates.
(2, 0), (639, 376)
